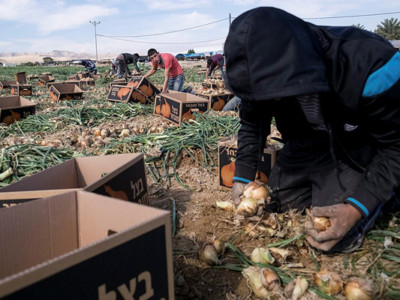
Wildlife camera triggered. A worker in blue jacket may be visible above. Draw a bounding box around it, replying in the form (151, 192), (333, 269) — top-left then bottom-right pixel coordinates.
(224, 7), (400, 253)
(80, 60), (97, 75)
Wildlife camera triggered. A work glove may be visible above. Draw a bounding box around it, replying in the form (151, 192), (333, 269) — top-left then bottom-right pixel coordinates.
(305, 204), (362, 252)
(231, 182), (247, 206)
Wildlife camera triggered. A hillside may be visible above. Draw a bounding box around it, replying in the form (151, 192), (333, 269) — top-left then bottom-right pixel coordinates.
(0, 50), (116, 64)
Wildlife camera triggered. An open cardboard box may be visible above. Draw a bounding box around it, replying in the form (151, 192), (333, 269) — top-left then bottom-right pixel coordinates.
(107, 85), (133, 103)
(38, 75), (55, 87)
(0, 96), (36, 125)
(10, 84), (33, 96)
(0, 81), (17, 91)
(218, 135), (282, 189)
(49, 83), (83, 102)
(154, 91), (209, 125)
(0, 190), (174, 299)
(14, 72), (27, 84)
(196, 92), (234, 111)
(0, 153), (148, 208)
(127, 76), (160, 103)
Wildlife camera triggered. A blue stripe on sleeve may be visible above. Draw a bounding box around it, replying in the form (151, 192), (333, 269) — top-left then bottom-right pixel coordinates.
(362, 52), (400, 97)
(346, 197), (369, 217)
(233, 176), (251, 184)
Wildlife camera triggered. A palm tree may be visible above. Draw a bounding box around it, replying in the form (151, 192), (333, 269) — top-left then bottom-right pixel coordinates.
(352, 23), (366, 30)
(374, 18), (400, 40)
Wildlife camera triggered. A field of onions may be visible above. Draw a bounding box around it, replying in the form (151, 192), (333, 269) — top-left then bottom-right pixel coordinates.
(0, 64), (400, 300)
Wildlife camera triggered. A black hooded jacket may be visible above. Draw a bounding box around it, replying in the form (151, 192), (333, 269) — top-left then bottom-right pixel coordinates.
(224, 7), (400, 217)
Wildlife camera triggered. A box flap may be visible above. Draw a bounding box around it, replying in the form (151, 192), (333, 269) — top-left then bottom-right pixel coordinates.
(75, 153), (142, 187)
(0, 159), (79, 193)
(0, 192), (79, 280)
(76, 191), (169, 247)
(0, 96), (36, 109)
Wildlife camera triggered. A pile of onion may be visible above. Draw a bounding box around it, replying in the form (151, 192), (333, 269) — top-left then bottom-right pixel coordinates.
(237, 181), (270, 217)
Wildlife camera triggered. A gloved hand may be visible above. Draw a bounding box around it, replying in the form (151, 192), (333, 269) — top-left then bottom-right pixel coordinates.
(305, 204), (362, 251)
(231, 182), (247, 206)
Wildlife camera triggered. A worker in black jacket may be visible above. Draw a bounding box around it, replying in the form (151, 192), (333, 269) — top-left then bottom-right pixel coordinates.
(224, 7), (400, 253)
(112, 53), (141, 78)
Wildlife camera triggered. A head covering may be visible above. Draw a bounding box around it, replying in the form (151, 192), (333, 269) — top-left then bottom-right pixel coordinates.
(224, 7), (397, 106)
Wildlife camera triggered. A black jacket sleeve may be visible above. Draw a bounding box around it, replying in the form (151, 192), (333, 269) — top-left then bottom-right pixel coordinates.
(345, 80), (400, 217)
(233, 99), (272, 183)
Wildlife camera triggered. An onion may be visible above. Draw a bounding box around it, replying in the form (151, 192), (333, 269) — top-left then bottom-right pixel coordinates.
(242, 181), (269, 201)
(312, 216), (331, 231)
(215, 200), (236, 212)
(119, 128), (130, 137)
(93, 128), (101, 136)
(199, 244), (219, 265)
(236, 197), (258, 216)
(242, 266), (269, 298)
(260, 268), (280, 291)
(100, 128), (110, 138)
(213, 240), (224, 256)
(314, 270), (343, 295)
(344, 277), (374, 300)
(250, 247), (275, 264)
(292, 276), (309, 300)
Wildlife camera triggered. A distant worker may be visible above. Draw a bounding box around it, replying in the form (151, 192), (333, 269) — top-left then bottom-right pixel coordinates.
(144, 48), (184, 92)
(112, 53), (141, 79)
(206, 53), (225, 79)
(80, 60), (97, 75)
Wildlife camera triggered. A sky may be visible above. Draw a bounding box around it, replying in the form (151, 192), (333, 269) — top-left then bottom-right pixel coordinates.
(1, 0), (400, 59)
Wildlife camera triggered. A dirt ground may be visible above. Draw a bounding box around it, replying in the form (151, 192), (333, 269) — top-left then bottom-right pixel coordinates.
(1, 66), (399, 299)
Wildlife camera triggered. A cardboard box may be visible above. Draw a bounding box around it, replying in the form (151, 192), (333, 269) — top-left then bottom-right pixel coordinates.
(10, 84), (33, 96)
(49, 83), (83, 102)
(41, 72), (52, 76)
(218, 136), (281, 189)
(0, 190), (174, 299)
(14, 72), (27, 84)
(0, 96), (36, 125)
(107, 85), (133, 103)
(108, 79), (127, 90)
(128, 76), (160, 103)
(0, 153), (148, 208)
(154, 91), (209, 125)
(38, 75), (55, 87)
(197, 93), (234, 111)
(0, 81), (16, 91)
(92, 74), (102, 80)
(77, 72), (91, 79)
(67, 74), (79, 80)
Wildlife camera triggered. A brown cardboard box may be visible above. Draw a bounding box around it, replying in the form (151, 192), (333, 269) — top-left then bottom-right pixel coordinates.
(0, 190), (174, 299)
(9, 84), (33, 96)
(38, 75), (55, 87)
(0, 96), (36, 125)
(0, 81), (17, 91)
(154, 91), (209, 125)
(128, 76), (160, 103)
(14, 72), (27, 84)
(77, 72), (91, 79)
(218, 136), (282, 189)
(67, 74), (79, 80)
(108, 79), (127, 90)
(49, 83), (83, 102)
(196, 93), (234, 111)
(107, 85), (133, 103)
(0, 153), (148, 208)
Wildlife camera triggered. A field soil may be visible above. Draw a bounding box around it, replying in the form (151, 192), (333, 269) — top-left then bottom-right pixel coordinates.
(0, 64), (399, 300)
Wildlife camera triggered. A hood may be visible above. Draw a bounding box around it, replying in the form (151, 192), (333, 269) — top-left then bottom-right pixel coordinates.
(224, 7), (330, 101)
(309, 24), (396, 109)
(224, 7), (397, 106)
